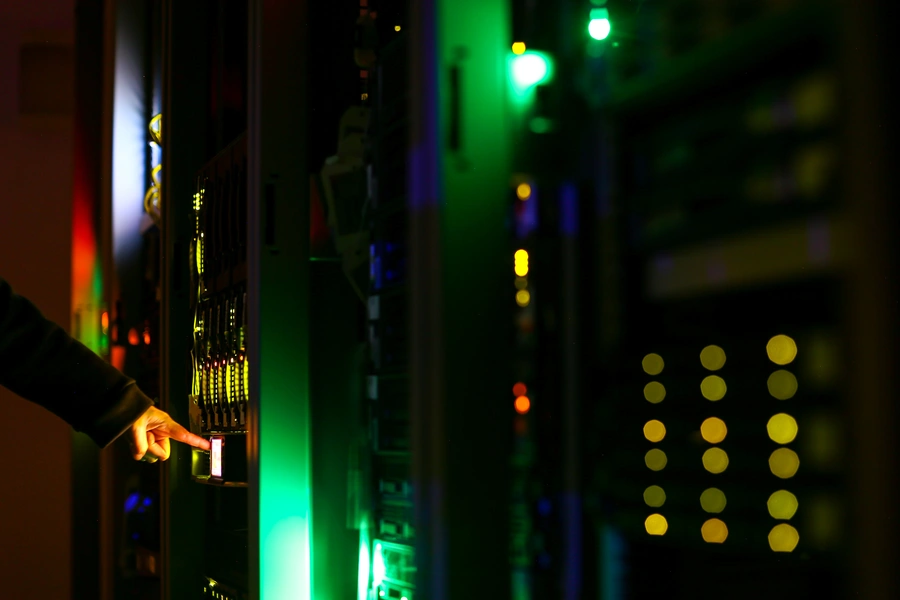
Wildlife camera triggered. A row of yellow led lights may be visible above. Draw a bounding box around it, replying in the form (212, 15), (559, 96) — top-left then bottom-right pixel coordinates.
(640, 336), (803, 552)
(203, 579), (231, 600)
(511, 185), (534, 416)
(513, 183), (534, 308)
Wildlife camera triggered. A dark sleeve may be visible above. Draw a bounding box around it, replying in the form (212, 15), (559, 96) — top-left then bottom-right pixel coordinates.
(0, 277), (153, 448)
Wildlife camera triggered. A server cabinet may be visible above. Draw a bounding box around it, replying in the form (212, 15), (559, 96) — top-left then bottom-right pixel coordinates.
(81, 0), (899, 598)
(582, 2), (899, 599)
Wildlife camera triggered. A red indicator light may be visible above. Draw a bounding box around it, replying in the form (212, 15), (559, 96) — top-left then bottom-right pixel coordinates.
(515, 396), (531, 414)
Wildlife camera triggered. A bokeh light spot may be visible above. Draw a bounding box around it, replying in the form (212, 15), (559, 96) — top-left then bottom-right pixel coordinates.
(702, 448), (729, 474)
(807, 495), (841, 550)
(512, 382), (527, 397)
(768, 490), (799, 520)
(700, 345), (727, 371)
(516, 182), (532, 200)
(516, 290), (531, 307)
(643, 420), (666, 442)
(642, 353), (664, 375)
(767, 370), (799, 400)
(701, 518), (728, 543)
(644, 513), (668, 535)
(701, 375), (727, 401)
(643, 485), (666, 508)
(768, 523), (800, 552)
(767, 413), (799, 444)
(514, 249), (529, 277)
(514, 396), (531, 414)
(700, 488), (727, 513)
(767, 334), (798, 365)
(769, 448), (800, 479)
(645, 449), (668, 471)
(644, 381), (666, 404)
(700, 417), (728, 444)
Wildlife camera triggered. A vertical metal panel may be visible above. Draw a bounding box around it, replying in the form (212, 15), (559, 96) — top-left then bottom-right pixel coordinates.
(409, 0), (513, 597)
(247, 1), (311, 598)
(841, 1), (899, 597)
(71, 1), (106, 598)
(159, 1), (209, 598)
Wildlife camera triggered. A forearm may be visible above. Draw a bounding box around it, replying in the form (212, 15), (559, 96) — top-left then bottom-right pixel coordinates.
(0, 277), (152, 447)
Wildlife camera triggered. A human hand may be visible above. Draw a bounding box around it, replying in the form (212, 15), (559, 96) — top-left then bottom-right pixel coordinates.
(129, 406), (211, 462)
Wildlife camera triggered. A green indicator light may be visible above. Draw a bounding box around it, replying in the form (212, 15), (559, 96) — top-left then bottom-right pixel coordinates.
(589, 18), (611, 40)
(511, 52), (551, 89)
(372, 543), (385, 587)
(589, 8), (611, 41)
(357, 530), (370, 600)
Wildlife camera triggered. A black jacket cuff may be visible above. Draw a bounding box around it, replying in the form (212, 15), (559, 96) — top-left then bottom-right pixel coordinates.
(82, 382), (154, 448)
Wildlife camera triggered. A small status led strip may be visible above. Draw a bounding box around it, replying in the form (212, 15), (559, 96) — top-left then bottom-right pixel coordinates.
(641, 353), (667, 536)
(766, 335), (801, 552)
(699, 345), (729, 544)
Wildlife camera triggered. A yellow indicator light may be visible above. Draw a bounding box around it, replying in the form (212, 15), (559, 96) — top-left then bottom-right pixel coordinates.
(767, 370), (798, 400)
(700, 488), (727, 513)
(701, 518), (728, 543)
(645, 448), (667, 471)
(643, 381), (666, 404)
(702, 448), (729, 474)
(768, 490), (799, 520)
(643, 419), (666, 442)
(767, 334), (798, 365)
(514, 276), (528, 290)
(700, 375), (727, 401)
(768, 523), (800, 552)
(514, 249), (529, 277)
(516, 290), (531, 307)
(769, 448), (800, 479)
(196, 237), (205, 275)
(643, 485), (666, 508)
(700, 345), (726, 371)
(514, 395), (531, 414)
(395, 25), (401, 31)
(644, 514), (668, 536)
(700, 417), (728, 444)
(641, 353), (664, 376)
(512, 41), (526, 55)
(516, 182), (532, 200)
(767, 413), (799, 444)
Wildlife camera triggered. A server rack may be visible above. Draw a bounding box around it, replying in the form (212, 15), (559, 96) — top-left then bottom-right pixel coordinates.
(75, 0), (899, 598)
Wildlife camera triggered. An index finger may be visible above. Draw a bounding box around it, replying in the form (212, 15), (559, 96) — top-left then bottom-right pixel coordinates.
(167, 420), (211, 450)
